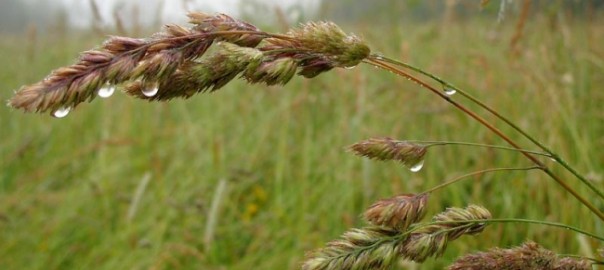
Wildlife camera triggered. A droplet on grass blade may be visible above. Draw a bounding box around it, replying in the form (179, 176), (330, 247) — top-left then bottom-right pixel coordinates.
(98, 85), (115, 98)
(52, 106), (71, 118)
(444, 88), (456, 96)
(409, 160), (425, 172)
(142, 86), (158, 97)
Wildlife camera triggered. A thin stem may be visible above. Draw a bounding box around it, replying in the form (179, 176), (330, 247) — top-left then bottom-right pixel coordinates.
(363, 58), (604, 222)
(408, 140), (551, 157)
(422, 166), (541, 194)
(425, 218), (604, 242)
(373, 54), (604, 202)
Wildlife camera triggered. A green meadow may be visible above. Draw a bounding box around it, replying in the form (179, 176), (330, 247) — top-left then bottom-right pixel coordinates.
(1, 11), (603, 270)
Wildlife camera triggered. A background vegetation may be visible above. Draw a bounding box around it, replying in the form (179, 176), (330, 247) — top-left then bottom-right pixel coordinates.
(1, 1), (602, 269)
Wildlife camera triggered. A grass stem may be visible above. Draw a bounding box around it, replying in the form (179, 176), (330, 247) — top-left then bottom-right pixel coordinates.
(373, 55), (604, 203)
(422, 166), (541, 194)
(364, 58), (604, 222)
(408, 140), (551, 157)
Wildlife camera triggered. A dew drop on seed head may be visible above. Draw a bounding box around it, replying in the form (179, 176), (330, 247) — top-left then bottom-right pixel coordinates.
(98, 85), (115, 98)
(409, 160), (425, 173)
(52, 107), (71, 118)
(444, 88), (457, 96)
(142, 87), (158, 97)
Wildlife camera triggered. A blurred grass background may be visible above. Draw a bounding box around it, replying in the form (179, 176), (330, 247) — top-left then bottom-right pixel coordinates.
(0, 1), (603, 269)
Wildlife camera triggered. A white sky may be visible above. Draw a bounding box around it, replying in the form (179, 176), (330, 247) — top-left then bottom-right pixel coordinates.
(54, 0), (321, 28)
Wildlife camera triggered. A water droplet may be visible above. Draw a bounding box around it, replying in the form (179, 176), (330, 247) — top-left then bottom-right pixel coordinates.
(374, 55), (384, 60)
(52, 107), (71, 118)
(142, 86), (158, 97)
(409, 160), (425, 173)
(444, 88), (457, 96)
(98, 85), (115, 98)
(344, 65), (356, 70)
(550, 158), (557, 162)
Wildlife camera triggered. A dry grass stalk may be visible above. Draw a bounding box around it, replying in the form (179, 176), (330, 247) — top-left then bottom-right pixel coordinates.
(302, 205), (491, 270)
(348, 137), (427, 168)
(8, 12), (370, 116)
(447, 241), (592, 270)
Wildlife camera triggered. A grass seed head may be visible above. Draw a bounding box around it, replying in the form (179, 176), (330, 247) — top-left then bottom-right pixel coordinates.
(286, 21), (370, 67)
(8, 12), (371, 115)
(400, 205), (492, 262)
(8, 12), (262, 114)
(364, 193), (429, 231)
(349, 137), (427, 169)
(302, 227), (400, 270)
(447, 241), (591, 270)
(553, 257), (592, 270)
(244, 57), (298, 86)
(188, 12), (264, 47)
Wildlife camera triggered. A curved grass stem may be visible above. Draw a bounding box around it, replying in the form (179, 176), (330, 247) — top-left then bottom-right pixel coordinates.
(363, 58), (604, 222)
(412, 140), (551, 157)
(372, 54), (604, 202)
(422, 166), (541, 194)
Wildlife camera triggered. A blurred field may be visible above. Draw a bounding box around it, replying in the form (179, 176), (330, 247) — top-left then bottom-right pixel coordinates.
(1, 10), (603, 270)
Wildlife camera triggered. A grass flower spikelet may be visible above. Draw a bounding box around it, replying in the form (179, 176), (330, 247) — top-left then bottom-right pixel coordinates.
(303, 204), (492, 269)
(364, 193), (429, 231)
(447, 241), (591, 270)
(400, 205), (491, 262)
(349, 137), (427, 168)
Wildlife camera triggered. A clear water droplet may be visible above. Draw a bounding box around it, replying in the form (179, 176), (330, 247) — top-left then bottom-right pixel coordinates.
(52, 107), (71, 118)
(444, 88), (457, 96)
(98, 85), (115, 98)
(344, 65), (356, 70)
(142, 87), (158, 97)
(409, 160), (425, 173)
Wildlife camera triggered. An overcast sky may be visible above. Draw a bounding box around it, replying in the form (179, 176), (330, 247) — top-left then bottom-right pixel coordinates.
(53, 0), (320, 28)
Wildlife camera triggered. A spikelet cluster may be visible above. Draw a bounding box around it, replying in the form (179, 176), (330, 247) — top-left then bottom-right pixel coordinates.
(262, 21), (370, 78)
(302, 200), (492, 270)
(401, 205), (491, 262)
(447, 241), (592, 270)
(364, 193), (429, 231)
(8, 12), (370, 115)
(349, 137), (427, 168)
